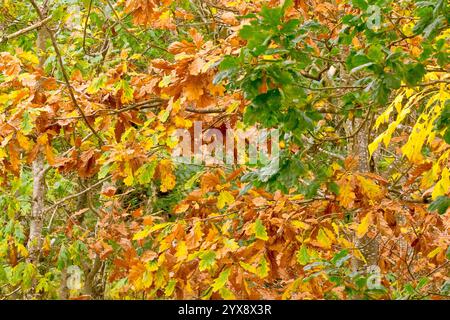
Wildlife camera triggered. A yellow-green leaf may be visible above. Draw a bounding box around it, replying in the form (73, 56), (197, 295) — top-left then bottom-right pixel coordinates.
(217, 190), (234, 209)
(317, 228), (332, 249)
(211, 268), (231, 292)
(254, 219), (268, 241)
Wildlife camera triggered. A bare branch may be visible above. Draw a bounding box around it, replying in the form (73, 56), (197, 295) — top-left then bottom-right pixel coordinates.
(44, 176), (111, 213)
(0, 15), (52, 43)
(185, 106), (226, 113)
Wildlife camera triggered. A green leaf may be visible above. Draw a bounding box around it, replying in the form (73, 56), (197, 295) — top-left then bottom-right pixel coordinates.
(86, 74), (107, 94)
(296, 245), (310, 265)
(384, 73), (401, 89)
(367, 44), (384, 63)
(184, 171), (203, 190)
(219, 287), (236, 299)
(428, 196), (450, 215)
(211, 268), (231, 292)
(331, 249), (350, 267)
(21, 111), (34, 135)
(164, 279), (177, 297)
(98, 163), (111, 179)
(136, 162), (157, 185)
(254, 219), (269, 241)
(57, 245), (69, 270)
(199, 250), (216, 271)
(404, 63), (426, 86)
(120, 80), (134, 104)
(352, 0), (368, 10)
(36, 277), (50, 293)
(256, 256), (269, 278)
(281, 0), (294, 13)
(416, 277), (430, 290)
(22, 263), (36, 289)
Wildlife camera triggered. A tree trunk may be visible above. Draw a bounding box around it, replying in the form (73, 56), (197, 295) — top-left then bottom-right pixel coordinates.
(26, 5), (48, 264)
(27, 154), (46, 263)
(348, 118), (380, 271)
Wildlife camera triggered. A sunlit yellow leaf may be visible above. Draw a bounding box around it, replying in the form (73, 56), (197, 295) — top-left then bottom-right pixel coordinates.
(432, 167), (450, 199)
(317, 228), (332, 249)
(217, 190), (234, 209)
(356, 213), (372, 238)
(427, 247), (442, 259)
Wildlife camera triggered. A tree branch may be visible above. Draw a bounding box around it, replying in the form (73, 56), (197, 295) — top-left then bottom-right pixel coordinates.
(0, 15), (52, 43)
(185, 106), (226, 113)
(44, 176), (111, 213)
(28, 0), (105, 145)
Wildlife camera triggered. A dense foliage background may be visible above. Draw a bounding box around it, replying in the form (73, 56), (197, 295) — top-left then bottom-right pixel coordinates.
(0, 0), (448, 300)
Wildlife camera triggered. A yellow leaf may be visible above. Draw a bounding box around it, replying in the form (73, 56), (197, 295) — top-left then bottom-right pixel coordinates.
(45, 144), (55, 166)
(174, 203), (189, 214)
(338, 237), (353, 248)
(174, 116), (192, 128)
(16, 132), (32, 151)
(159, 159), (176, 192)
(226, 101), (239, 114)
(323, 227), (336, 242)
(217, 190), (234, 209)
(432, 167), (450, 199)
(262, 55), (277, 61)
(42, 236), (51, 252)
(337, 178), (356, 208)
(254, 219), (269, 241)
(291, 220), (311, 230)
(317, 228), (332, 249)
(0, 148), (6, 160)
(357, 175), (385, 201)
(332, 222), (340, 237)
(223, 238), (239, 250)
(175, 241), (188, 261)
(120, 50), (128, 60)
(18, 51), (39, 65)
(219, 287), (236, 300)
(16, 243), (28, 257)
(427, 247), (442, 259)
(150, 222), (173, 233)
(130, 53), (142, 60)
(158, 75), (172, 88)
(201, 56), (221, 73)
(133, 226), (151, 240)
(239, 261), (257, 274)
(354, 249), (367, 263)
(123, 164), (134, 186)
(401, 91), (445, 163)
(37, 133), (48, 145)
(356, 213), (372, 238)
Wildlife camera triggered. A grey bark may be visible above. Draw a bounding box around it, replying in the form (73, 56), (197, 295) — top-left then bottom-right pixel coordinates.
(347, 118), (380, 271)
(26, 17), (48, 263)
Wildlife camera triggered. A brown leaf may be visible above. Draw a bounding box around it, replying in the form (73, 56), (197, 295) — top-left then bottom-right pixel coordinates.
(78, 149), (98, 178)
(201, 172), (220, 192)
(101, 185), (117, 197)
(189, 57), (206, 76)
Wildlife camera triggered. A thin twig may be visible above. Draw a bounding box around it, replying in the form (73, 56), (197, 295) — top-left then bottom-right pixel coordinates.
(0, 15), (52, 43)
(28, 0), (104, 145)
(44, 176), (111, 213)
(82, 0), (94, 55)
(185, 106), (226, 114)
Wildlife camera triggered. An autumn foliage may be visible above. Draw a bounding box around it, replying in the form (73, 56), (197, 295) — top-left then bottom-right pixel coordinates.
(0, 0), (449, 300)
